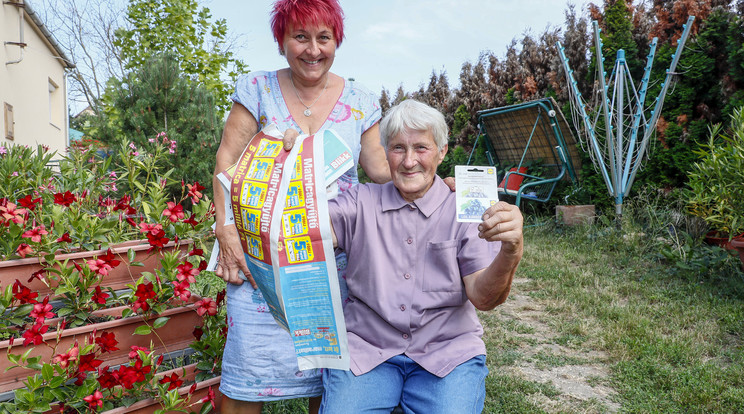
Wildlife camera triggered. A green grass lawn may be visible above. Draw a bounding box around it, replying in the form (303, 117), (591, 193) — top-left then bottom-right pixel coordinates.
(476, 218), (744, 413)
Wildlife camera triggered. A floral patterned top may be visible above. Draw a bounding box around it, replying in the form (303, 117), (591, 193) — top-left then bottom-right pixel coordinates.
(232, 70), (382, 192)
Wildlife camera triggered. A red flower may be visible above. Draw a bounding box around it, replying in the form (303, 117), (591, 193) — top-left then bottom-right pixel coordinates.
(17, 195), (42, 211)
(196, 297), (218, 316)
(21, 225), (48, 243)
(159, 372), (184, 391)
(97, 366), (118, 389)
(188, 247), (204, 257)
(56, 232), (72, 243)
(78, 353), (103, 372)
(216, 289), (226, 306)
(72, 370), (87, 386)
(162, 201), (185, 223)
(30, 296), (55, 323)
(128, 345), (148, 359)
(183, 214), (199, 228)
(132, 298), (150, 312)
(27, 268), (47, 284)
(199, 386), (217, 409)
(116, 358), (151, 389)
(95, 331), (120, 353)
(86, 249), (121, 276)
(192, 326), (204, 340)
(12, 280), (38, 304)
(176, 262), (199, 284)
(172, 280), (191, 301)
(22, 322), (49, 346)
(132, 282), (155, 312)
(15, 243), (34, 258)
(86, 259), (110, 276)
(52, 344), (79, 369)
(0, 201), (27, 225)
(134, 282), (156, 301)
(83, 391), (104, 410)
(138, 222), (163, 235)
(92, 286), (109, 305)
(53, 191), (77, 207)
(187, 181), (205, 203)
(146, 229), (170, 249)
(98, 195), (115, 208)
(113, 195), (136, 215)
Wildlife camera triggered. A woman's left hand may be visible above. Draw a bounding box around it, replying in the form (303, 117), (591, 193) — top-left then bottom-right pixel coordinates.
(478, 201), (523, 252)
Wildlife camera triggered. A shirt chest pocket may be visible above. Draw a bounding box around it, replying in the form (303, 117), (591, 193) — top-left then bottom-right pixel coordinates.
(422, 240), (462, 293)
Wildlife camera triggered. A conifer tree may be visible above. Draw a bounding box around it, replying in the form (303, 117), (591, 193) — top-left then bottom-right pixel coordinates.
(94, 54), (221, 198)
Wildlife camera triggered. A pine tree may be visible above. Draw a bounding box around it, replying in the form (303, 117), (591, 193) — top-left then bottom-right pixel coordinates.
(94, 54), (222, 198)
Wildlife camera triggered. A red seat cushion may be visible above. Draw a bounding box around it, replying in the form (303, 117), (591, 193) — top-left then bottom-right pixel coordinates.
(498, 167), (528, 191)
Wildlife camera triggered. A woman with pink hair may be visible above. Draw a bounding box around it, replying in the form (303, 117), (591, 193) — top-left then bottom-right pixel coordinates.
(212, 1), (390, 412)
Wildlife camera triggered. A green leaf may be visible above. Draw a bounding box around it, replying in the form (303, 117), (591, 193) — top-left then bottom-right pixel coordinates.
(196, 360), (212, 371)
(152, 316), (169, 329)
(134, 325), (152, 335)
(5, 353), (19, 366)
(41, 363), (53, 381)
(200, 401), (214, 414)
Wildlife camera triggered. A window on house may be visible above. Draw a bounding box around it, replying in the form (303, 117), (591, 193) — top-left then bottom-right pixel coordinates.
(49, 79), (62, 128)
(3, 103), (13, 140)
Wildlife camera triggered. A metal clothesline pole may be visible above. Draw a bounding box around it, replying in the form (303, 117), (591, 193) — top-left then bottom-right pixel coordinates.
(556, 15), (695, 226)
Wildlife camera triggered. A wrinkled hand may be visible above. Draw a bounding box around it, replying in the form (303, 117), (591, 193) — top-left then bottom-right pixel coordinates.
(282, 129), (300, 151)
(214, 224), (257, 288)
(478, 201), (524, 252)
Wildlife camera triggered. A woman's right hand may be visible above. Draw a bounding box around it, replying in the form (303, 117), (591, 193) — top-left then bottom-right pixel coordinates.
(215, 224), (257, 289)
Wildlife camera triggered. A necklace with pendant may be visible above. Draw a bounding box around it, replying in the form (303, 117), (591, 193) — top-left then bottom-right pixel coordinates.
(290, 72), (329, 117)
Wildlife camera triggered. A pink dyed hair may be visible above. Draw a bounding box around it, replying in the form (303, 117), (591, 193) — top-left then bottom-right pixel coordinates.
(270, 0), (345, 54)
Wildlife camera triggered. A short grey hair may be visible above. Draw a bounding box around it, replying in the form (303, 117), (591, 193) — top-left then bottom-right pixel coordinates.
(379, 100), (449, 150)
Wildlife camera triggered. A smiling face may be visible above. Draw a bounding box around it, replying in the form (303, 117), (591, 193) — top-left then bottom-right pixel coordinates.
(386, 128), (448, 203)
(282, 23), (336, 84)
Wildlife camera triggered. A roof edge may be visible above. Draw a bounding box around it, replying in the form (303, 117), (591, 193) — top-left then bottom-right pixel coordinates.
(18, 0), (76, 68)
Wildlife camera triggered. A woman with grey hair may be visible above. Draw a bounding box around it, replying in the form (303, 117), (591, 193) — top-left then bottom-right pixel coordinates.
(380, 99), (449, 150)
(322, 100), (524, 413)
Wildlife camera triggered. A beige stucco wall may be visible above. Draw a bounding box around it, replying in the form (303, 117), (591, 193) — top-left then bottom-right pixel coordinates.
(1, 1), (69, 159)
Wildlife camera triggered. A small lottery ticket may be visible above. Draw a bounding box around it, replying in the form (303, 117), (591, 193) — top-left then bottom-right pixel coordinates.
(455, 165), (499, 223)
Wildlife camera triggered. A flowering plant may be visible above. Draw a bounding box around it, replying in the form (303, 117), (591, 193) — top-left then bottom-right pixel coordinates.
(0, 136), (225, 412)
(0, 135), (213, 261)
(0, 239), (226, 412)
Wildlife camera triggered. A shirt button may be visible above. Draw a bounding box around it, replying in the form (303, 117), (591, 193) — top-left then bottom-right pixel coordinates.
(406, 238), (413, 244)
(404, 273), (411, 279)
(402, 333), (409, 339)
(400, 305), (406, 311)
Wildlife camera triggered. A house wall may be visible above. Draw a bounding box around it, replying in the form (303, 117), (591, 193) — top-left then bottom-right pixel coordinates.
(1, 1), (69, 158)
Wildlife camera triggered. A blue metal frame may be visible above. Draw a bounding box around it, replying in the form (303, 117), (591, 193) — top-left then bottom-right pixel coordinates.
(556, 16), (695, 218)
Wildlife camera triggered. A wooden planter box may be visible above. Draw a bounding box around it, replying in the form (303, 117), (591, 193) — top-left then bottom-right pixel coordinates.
(102, 363), (221, 414)
(42, 364), (221, 414)
(556, 205), (596, 226)
(0, 240), (192, 297)
(0, 298), (202, 393)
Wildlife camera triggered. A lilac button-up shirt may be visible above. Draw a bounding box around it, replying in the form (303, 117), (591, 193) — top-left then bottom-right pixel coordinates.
(329, 176), (500, 377)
